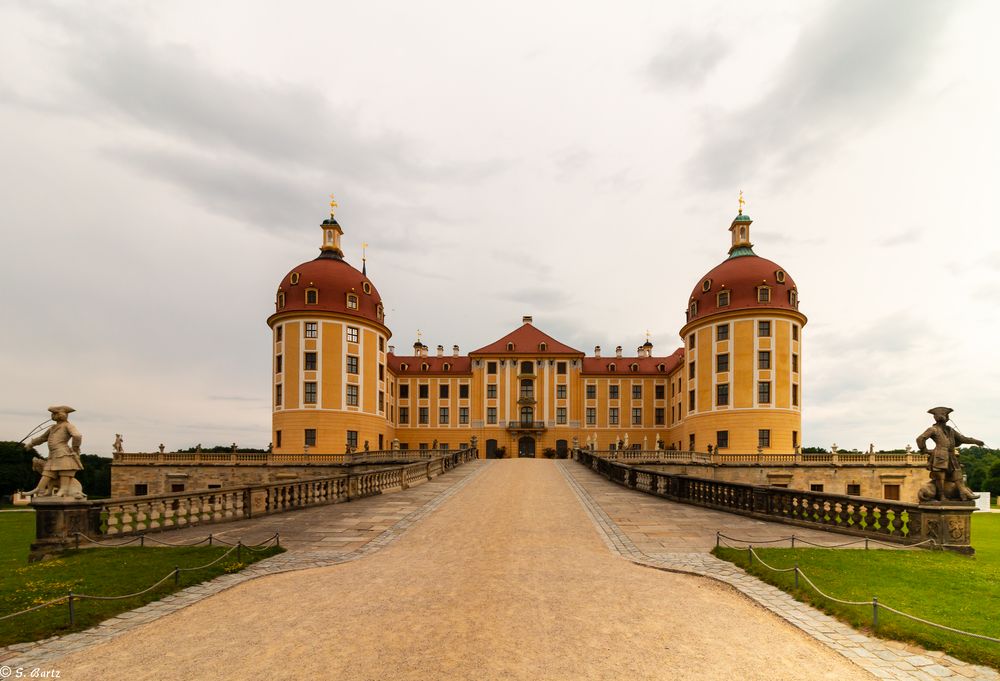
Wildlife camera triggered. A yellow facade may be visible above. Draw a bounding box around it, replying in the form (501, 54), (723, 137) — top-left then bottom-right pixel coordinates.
(269, 207), (806, 457)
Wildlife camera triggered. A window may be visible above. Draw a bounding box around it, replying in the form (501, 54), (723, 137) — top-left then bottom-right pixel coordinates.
(399, 407), (409, 424)
(716, 323), (729, 341)
(758, 429), (771, 448)
(557, 361), (567, 375)
(689, 301), (697, 317)
(306, 289), (318, 305)
(792, 354), (799, 373)
(716, 353), (729, 372)
(378, 390), (384, 412)
(376, 305), (384, 321)
(609, 408), (619, 425)
(379, 337), (384, 352)
(134, 484), (148, 496)
(347, 355), (359, 374)
(277, 292), (285, 308)
(557, 407), (567, 424)
(776, 270), (786, 283)
(519, 406), (533, 424)
(440, 384), (449, 399)
(631, 408), (642, 425)
(399, 384), (409, 399)
(418, 384), (429, 399)
(346, 385), (358, 406)
(419, 443), (428, 451)
(757, 287), (770, 303)
(304, 352), (317, 371)
(275, 355), (283, 373)
(275, 430), (282, 448)
(632, 385), (642, 399)
(716, 430), (729, 449)
(758, 321), (771, 337)
(847, 484), (861, 496)
(459, 407), (469, 424)
(655, 385), (665, 400)
(275, 384), (283, 405)
(758, 351), (771, 370)
(419, 407), (429, 424)
(439, 407), (449, 424)
(346, 294), (359, 310)
(305, 322), (318, 338)
(810, 484), (824, 493)
(487, 384), (497, 399)
(586, 407), (596, 425)
(459, 384), (469, 399)
(443, 363), (451, 372)
(347, 326), (359, 343)
(884, 484), (901, 501)
(688, 362), (696, 380)
(716, 383), (729, 406)
(608, 363), (616, 373)
(792, 384), (799, 406)
(487, 361), (497, 374)
(655, 407), (664, 425)
(717, 290), (730, 307)
(792, 325), (799, 341)
(362, 281), (372, 294)
(629, 363), (638, 373)
(702, 278), (712, 292)
(609, 385), (619, 400)
(290, 273), (300, 285)
(688, 390), (695, 411)
(758, 381), (771, 404)
(688, 333), (696, 349)
(792, 431), (799, 448)
(689, 433), (695, 450)
(789, 290), (798, 306)
(379, 364), (384, 381)
(304, 382), (317, 404)
(276, 325), (283, 342)
(507, 342), (515, 351)
(487, 407), (497, 424)
(520, 380), (534, 399)
(305, 429), (317, 447)
(586, 385), (596, 400)
(347, 430), (358, 449)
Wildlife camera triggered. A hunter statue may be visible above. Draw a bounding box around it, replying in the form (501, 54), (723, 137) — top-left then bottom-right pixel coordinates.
(916, 407), (983, 502)
(22, 405), (86, 499)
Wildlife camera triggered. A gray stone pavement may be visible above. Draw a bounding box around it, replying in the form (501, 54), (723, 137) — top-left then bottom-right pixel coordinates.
(558, 461), (1000, 681)
(0, 460), (488, 671)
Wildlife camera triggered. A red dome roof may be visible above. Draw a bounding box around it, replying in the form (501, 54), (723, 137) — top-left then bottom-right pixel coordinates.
(687, 254), (800, 324)
(271, 255), (385, 326)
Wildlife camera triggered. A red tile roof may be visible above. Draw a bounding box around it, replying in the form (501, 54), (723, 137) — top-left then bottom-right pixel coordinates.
(581, 348), (684, 375)
(387, 355), (473, 375)
(470, 323), (584, 355)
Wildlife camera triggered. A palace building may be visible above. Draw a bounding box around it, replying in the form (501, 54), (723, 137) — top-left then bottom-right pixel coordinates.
(267, 198), (806, 459)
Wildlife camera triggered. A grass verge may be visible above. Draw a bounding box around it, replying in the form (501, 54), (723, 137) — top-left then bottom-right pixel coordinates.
(0, 511), (283, 646)
(712, 513), (1000, 669)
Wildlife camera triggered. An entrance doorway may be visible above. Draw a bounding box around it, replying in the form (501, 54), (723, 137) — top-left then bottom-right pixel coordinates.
(486, 439), (499, 459)
(518, 436), (536, 458)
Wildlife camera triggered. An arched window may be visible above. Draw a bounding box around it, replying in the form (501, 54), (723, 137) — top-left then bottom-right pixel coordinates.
(539, 342), (547, 351)
(520, 379), (534, 399)
(630, 363), (638, 372)
(443, 363), (451, 371)
(400, 363), (409, 371)
(421, 363), (429, 371)
(757, 287), (770, 303)
(789, 290), (798, 306)
(507, 342), (515, 351)
(689, 301), (698, 317)
(346, 293), (359, 310)
(608, 363), (616, 373)
(306, 288), (318, 305)
(277, 291), (285, 308)
(717, 291), (730, 307)
(376, 304), (384, 321)
(740, 227), (746, 240)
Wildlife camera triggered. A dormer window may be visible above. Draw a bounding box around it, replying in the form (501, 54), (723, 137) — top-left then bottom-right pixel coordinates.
(689, 301), (697, 317)
(608, 363), (616, 373)
(757, 287), (770, 303)
(443, 363), (451, 371)
(376, 304), (384, 321)
(702, 279), (712, 292)
(277, 291), (286, 309)
(789, 290), (798, 306)
(400, 363), (409, 371)
(775, 270), (786, 283)
(507, 342), (515, 351)
(630, 363), (638, 372)
(362, 281), (372, 294)
(421, 363), (429, 371)
(657, 363), (665, 372)
(539, 342), (547, 351)
(717, 290), (730, 307)
(306, 288), (318, 305)
(346, 293), (359, 310)
(289, 273), (300, 285)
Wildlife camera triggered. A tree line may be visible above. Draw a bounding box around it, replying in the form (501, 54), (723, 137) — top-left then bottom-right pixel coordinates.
(0, 441), (112, 500)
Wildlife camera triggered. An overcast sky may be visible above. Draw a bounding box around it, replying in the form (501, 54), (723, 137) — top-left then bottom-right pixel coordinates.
(2, 0), (998, 455)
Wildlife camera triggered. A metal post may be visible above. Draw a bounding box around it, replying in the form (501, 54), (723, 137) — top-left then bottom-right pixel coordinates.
(748, 546), (753, 566)
(276, 532), (280, 549)
(140, 534), (145, 548)
(237, 541), (243, 562)
(872, 596), (879, 630)
(67, 592), (75, 626)
(208, 533), (213, 546)
(174, 567), (180, 586)
(865, 538), (869, 550)
(794, 564), (799, 589)
(790, 535), (795, 549)
(716, 531), (720, 549)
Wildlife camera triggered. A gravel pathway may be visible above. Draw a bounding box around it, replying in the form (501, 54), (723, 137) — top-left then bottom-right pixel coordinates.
(38, 460), (874, 681)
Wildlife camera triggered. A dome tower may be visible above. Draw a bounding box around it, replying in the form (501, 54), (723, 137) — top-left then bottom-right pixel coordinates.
(677, 196), (806, 454)
(267, 197), (393, 454)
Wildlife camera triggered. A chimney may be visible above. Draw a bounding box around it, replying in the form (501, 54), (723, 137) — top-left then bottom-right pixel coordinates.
(388, 344), (395, 354)
(452, 344), (460, 357)
(637, 346), (644, 357)
(594, 345), (601, 358)
(436, 345), (444, 357)
(615, 345), (623, 358)
(522, 315), (533, 324)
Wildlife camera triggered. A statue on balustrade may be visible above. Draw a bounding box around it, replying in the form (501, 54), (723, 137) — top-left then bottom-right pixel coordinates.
(21, 405), (86, 499)
(917, 407), (984, 502)
(113, 433), (124, 454)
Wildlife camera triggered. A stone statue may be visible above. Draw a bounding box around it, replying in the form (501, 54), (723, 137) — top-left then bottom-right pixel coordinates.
(623, 433), (629, 448)
(113, 433), (124, 454)
(917, 407), (984, 502)
(158, 443), (165, 454)
(707, 443), (714, 455)
(794, 444), (801, 455)
(655, 433), (662, 450)
(23, 406), (86, 499)
(642, 436), (648, 451)
(432, 439), (438, 450)
(868, 443), (875, 454)
(266, 442), (272, 453)
(831, 443), (838, 454)
(231, 442), (237, 453)
(364, 440), (370, 452)
(196, 443), (202, 453)
(571, 436), (579, 449)
(391, 438), (400, 450)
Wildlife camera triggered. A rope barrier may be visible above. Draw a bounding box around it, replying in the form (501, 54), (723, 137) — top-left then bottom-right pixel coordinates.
(72, 532), (278, 548)
(717, 531), (936, 550)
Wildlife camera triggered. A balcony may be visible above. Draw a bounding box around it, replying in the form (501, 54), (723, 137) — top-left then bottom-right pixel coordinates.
(506, 420), (547, 432)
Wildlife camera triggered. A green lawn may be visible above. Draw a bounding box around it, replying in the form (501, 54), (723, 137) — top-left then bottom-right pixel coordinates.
(0, 511), (283, 646)
(713, 513), (1000, 669)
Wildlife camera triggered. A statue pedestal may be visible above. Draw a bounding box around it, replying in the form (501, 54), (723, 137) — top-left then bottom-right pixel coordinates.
(29, 497), (101, 562)
(916, 501), (976, 555)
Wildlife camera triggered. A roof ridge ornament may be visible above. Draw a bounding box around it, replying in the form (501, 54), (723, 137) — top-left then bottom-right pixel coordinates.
(738, 189), (745, 216)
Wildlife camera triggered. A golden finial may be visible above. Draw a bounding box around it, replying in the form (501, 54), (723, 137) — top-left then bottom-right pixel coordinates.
(645, 329), (651, 343)
(416, 328), (423, 342)
(738, 190), (745, 215)
(329, 193), (338, 218)
(362, 242), (368, 260)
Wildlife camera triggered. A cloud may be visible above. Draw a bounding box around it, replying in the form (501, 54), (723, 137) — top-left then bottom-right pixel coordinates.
(645, 31), (728, 89)
(877, 227), (923, 247)
(499, 287), (571, 307)
(686, 1), (955, 189)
